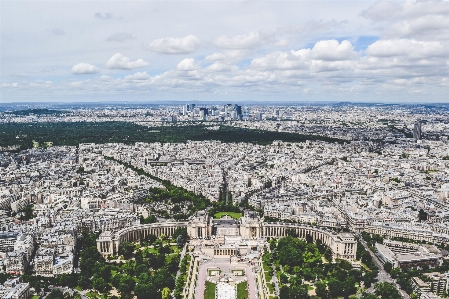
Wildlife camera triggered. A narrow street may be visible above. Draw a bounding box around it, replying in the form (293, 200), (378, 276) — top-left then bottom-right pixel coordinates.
(356, 235), (410, 299)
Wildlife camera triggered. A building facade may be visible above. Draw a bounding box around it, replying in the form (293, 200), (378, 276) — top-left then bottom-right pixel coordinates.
(96, 211), (357, 260)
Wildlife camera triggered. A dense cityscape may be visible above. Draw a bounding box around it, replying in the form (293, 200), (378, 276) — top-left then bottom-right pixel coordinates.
(0, 103), (448, 299)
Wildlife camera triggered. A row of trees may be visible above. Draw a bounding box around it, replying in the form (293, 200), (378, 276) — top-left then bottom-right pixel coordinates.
(174, 254), (191, 299)
(107, 157), (211, 217)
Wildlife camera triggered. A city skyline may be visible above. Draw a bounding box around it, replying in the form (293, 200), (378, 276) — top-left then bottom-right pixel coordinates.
(2, 0), (449, 103)
(0, 103), (449, 298)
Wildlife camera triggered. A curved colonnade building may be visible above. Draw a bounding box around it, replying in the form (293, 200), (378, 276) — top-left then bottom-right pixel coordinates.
(97, 211), (357, 260)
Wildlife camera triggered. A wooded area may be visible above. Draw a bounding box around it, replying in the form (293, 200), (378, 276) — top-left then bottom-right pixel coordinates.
(0, 122), (345, 150)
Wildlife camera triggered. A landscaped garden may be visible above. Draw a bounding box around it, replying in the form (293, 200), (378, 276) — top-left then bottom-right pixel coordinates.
(237, 281), (248, 299)
(204, 281), (216, 299)
(214, 211), (243, 219)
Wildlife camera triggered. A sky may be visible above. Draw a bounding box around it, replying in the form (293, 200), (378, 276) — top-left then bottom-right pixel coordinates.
(1, 0), (449, 103)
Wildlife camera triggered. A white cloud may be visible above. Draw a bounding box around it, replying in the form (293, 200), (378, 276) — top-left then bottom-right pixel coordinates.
(70, 81), (84, 87)
(71, 63), (100, 75)
(251, 51), (307, 70)
(105, 53), (149, 70)
(311, 40), (357, 61)
(250, 40), (357, 71)
(309, 60), (356, 73)
(124, 72), (150, 81)
(205, 50), (249, 64)
(275, 39), (289, 47)
(282, 19), (348, 35)
(204, 62), (238, 72)
(1, 83), (19, 88)
(362, 0), (449, 40)
(366, 39), (446, 59)
(361, 1), (403, 21)
(148, 35), (200, 54)
(5, 1), (449, 102)
(389, 16), (449, 40)
(215, 30), (275, 49)
(98, 75), (113, 81)
(362, 0), (449, 22)
(30, 80), (53, 87)
(176, 58), (199, 71)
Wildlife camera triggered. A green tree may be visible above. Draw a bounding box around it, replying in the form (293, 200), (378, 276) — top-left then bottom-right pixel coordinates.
(383, 262), (392, 273)
(57, 273), (77, 288)
(161, 287), (171, 299)
(290, 284), (310, 299)
(93, 277), (111, 293)
(47, 289), (64, 299)
(328, 278), (342, 299)
(280, 273), (289, 284)
(118, 275), (136, 295)
(374, 282), (401, 299)
(280, 285), (291, 299)
(135, 264), (148, 275)
(135, 283), (158, 299)
(363, 270), (377, 288)
(77, 275), (91, 289)
(142, 234), (157, 246)
(119, 242), (135, 259)
(141, 215), (158, 224)
(315, 281), (329, 299)
(324, 249), (333, 263)
(342, 276), (357, 297)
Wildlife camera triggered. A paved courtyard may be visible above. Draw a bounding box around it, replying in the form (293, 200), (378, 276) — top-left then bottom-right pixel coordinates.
(194, 258), (257, 299)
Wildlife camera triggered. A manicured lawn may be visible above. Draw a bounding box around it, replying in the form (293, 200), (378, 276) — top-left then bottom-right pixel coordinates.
(208, 269), (221, 276)
(204, 281), (216, 299)
(214, 212), (242, 219)
(267, 283), (275, 294)
(237, 281), (248, 299)
(265, 270), (273, 283)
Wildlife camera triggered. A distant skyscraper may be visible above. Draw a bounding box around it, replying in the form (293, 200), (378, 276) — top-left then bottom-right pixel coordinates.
(234, 105), (242, 119)
(258, 113), (263, 121)
(413, 121), (422, 140)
